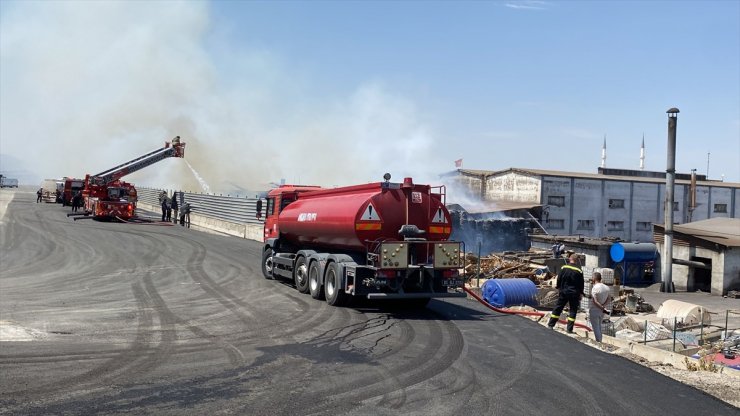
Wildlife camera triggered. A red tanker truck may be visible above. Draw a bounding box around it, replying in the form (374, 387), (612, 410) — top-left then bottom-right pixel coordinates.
(259, 174), (466, 307)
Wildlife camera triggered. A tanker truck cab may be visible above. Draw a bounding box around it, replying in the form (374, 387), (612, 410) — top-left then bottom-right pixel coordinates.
(261, 186), (318, 241)
(259, 176), (466, 308)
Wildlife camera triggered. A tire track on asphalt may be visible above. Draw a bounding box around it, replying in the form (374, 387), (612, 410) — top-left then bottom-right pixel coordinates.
(279, 309), (465, 415)
(0, 276), (158, 400)
(140, 271), (245, 367)
(174, 236), (332, 345)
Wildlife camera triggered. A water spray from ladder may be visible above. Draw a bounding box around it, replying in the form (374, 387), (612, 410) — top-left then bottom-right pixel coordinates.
(186, 160), (211, 193)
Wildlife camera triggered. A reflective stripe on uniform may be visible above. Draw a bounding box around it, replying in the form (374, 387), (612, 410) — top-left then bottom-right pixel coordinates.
(561, 265), (582, 272)
(567, 317), (576, 322)
(550, 314), (560, 319)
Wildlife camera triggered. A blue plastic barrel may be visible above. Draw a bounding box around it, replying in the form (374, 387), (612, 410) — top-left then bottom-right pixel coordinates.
(610, 242), (657, 263)
(481, 278), (538, 308)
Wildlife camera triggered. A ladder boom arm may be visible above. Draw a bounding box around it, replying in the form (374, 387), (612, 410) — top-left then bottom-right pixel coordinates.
(90, 138), (185, 185)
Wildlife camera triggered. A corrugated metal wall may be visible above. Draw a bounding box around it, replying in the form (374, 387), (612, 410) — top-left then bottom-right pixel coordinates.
(138, 187), (263, 225)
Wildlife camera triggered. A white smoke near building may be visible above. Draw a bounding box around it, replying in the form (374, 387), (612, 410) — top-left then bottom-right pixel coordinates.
(0, 1), (445, 194)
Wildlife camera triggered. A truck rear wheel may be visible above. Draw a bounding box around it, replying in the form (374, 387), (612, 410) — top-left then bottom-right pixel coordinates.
(325, 262), (348, 306)
(308, 261), (324, 300)
(294, 256), (310, 293)
(261, 248), (274, 280)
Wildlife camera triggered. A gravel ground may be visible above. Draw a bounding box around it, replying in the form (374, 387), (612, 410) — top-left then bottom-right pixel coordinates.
(577, 332), (740, 408)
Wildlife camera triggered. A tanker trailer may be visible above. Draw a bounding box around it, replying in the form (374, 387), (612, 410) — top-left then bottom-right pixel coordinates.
(259, 174), (466, 307)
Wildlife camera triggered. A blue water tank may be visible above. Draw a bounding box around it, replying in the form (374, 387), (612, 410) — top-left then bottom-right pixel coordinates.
(481, 278), (538, 308)
(610, 242), (657, 263)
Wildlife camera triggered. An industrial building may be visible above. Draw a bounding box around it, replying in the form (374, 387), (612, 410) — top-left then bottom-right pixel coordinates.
(653, 218), (740, 296)
(441, 167), (740, 242)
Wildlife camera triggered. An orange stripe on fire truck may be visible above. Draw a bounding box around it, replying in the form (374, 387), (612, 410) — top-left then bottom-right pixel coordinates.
(428, 226), (451, 234)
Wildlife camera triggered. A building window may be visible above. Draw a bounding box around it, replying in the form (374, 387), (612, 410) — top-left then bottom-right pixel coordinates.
(547, 219), (565, 229)
(577, 220), (594, 230)
(663, 201), (679, 211)
(714, 203), (727, 213)
(607, 221), (624, 231)
(547, 195), (565, 207)
(636, 222), (652, 231)
(608, 199), (625, 209)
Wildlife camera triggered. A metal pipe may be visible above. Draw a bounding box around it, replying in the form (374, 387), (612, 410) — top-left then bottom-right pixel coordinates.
(662, 108), (679, 293)
(726, 310), (730, 339)
(672, 258), (711, 270)
(644, 320), (648, 345)
(477, 240), (482, 288)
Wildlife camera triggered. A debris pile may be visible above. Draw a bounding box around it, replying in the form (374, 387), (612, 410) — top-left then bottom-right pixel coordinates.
(463, 250), (554, 283)
(611, 290), (654, 314)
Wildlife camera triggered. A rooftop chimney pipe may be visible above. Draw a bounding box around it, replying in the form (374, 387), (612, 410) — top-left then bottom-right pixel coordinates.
(661, 107), (679, 293)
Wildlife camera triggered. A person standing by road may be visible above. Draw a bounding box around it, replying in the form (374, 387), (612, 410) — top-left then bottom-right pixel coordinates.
(158, 190), (167, 221)
(36, 188), (43, 203)
(588, 272), (611, 342)
(170, 192), (179, 224)
(165, 196), (172, 222)
(161, 195), (169, 222)
(180, 202), (191, 228)
(72, 191), (82, 212)
(547, 253), (585, 333)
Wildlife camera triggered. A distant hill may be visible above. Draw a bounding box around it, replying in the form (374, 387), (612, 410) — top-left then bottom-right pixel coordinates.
(0, 154), (40, 185)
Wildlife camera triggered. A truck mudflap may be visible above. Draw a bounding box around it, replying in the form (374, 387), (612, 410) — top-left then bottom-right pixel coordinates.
(366, 292), (466, 300)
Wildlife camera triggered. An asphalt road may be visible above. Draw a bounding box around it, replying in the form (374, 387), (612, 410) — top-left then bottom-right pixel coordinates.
(0, 189), (736, 415)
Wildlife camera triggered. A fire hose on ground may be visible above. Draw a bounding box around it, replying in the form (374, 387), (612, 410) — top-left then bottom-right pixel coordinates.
(116, 216), (176, 226)
(463, 286), (592, 332)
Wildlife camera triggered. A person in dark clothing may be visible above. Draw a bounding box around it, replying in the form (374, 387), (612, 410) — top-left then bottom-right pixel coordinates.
(180, 202), (191, 228)
(37, 188), (43, 203)
(72, 191), (82, 212)
(165, 196), (172, 222)
(547, 253), (585, 333)
(170, 193), (179, 224)
(158, 190), (167, 221)
(161, 197), (169, 222)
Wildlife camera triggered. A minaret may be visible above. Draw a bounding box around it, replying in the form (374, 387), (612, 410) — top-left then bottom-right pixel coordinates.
(640, 134), (645, 170)
(601, 135), (607, 168)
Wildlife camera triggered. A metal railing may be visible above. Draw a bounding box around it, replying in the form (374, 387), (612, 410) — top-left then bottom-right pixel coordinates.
(138, 187), (263, 225)
(620, 309), (740, 353)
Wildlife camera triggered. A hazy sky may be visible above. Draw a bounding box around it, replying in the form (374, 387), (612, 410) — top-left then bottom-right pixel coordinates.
(1, 0), (738, 193)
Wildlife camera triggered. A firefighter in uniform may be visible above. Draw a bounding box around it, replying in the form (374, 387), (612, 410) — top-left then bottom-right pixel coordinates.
(547, 253), (585, 333)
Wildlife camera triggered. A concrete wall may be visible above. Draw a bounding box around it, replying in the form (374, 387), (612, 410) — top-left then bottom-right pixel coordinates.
(657, 242), (740, 296)
(541, 176), (571, 234)
(669, 245), (725, 295)
(530, 238), (612, 270)
(681, 185), (735, 222)
(602, 180), (631, 240)
(447, 174), (484, 200)
(443, 170), (738, 240)
(139, 202), (263, 241)
(632, 182), (661, 243)
(484, 172), (541, 203)
(709, 187), (732, 219)
(723, 248), (740, 294)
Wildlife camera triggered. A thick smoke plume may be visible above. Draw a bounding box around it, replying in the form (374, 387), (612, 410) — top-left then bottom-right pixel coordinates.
(0, 1), (446, 194)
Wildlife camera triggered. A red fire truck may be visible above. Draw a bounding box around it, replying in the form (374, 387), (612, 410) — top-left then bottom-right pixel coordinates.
(258, 174), (465, 307)
(81, 137), (185, 220)
(62, 177), (85, 206)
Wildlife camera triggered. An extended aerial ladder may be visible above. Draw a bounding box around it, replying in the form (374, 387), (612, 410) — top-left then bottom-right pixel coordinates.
(75, 136), (186, 220)
(89, 136), (186, 186)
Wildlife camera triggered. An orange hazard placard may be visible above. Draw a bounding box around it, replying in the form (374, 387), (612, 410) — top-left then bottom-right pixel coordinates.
(356, 223), (382, 231)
